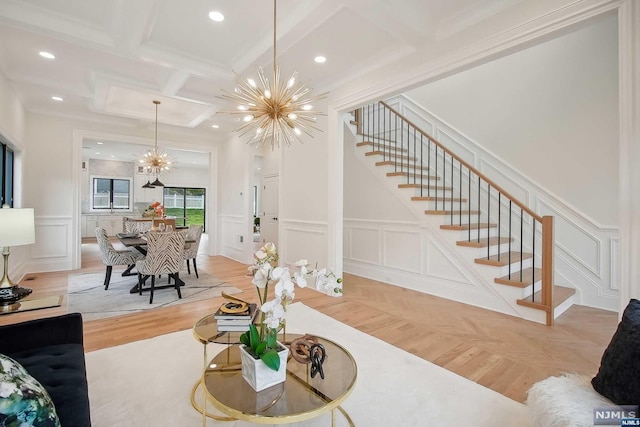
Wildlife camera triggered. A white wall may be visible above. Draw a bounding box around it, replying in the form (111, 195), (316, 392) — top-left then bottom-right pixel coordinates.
(0, 68), (29, 281)
(217, 135), (255, 262)
(405, 12), (619, 227)
(0, 71), (26, 149)
(344, 124), (416, 222)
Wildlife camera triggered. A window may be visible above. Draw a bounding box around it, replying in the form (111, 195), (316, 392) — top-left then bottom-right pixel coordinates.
(163, 187), (205, 230)
(92, 177), (131, 210)
(0, 142), (13, 208)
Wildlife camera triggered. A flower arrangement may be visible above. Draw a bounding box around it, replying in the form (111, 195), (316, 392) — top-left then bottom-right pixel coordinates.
(241, 242), (342, 371)
(142, 201), (164, 218)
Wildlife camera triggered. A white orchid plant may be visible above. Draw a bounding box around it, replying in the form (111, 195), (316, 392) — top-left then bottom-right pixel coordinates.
(240, 242), (342, 370)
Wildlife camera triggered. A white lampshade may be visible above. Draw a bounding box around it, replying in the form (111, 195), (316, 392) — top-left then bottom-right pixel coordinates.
(0, 208), (35, 247)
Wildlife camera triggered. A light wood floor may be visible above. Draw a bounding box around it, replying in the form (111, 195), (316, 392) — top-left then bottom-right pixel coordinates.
(1, 237), (619, 403)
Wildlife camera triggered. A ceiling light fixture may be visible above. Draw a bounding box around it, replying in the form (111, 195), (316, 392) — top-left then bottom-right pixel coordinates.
(51, 96), (63, 102)
(39, 51), (55, 59)
(211, 124), (220, 129)
(139, 100), (171, 187)
(314, 56), (326, 63)
(220, 0), (326, 149)
(209, 11), (224, 22)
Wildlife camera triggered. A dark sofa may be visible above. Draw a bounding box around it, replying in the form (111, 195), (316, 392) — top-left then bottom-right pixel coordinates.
(0, 313), (92, 427)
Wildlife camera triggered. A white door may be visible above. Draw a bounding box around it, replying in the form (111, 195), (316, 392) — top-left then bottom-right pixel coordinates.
(261, 174), (279, 247)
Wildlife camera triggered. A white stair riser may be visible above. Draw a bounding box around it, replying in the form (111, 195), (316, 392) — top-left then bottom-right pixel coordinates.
(456, 242), (513, 257)
(449, 227), (497, 240)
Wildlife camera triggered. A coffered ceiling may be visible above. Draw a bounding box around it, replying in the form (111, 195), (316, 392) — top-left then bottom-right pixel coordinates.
(0, 0), (529, 157)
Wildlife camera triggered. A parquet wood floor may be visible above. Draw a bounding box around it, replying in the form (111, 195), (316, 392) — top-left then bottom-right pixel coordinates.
(0, 236), (619, 403)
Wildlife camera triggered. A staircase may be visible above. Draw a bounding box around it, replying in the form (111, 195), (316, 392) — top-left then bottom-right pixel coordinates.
(352, 101), (575, 325)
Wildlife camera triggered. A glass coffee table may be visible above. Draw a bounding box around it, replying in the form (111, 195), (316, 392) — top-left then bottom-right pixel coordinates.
(191, 314), (357, 425)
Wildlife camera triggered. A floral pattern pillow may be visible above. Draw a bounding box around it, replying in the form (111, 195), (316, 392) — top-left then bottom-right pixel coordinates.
(0, 353), (60, 427)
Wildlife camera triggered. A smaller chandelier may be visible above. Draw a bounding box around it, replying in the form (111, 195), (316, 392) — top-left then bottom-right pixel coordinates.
(220, 0), (326, 149)
(139, 100), (171, 186)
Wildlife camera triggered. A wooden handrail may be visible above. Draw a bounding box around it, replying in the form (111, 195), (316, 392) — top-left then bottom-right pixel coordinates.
(379, 100), (543, 222)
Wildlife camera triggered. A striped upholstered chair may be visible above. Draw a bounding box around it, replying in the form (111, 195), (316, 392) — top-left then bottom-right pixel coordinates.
(135, 231), (186, 304)
(124, 220), (152, 234)
(183, 225), (203, 278)
(95, 227), (144, 290)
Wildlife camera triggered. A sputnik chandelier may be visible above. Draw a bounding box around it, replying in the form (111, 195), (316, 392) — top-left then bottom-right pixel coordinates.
(140, 100), (171, 188)
(220, 0), (326, 149)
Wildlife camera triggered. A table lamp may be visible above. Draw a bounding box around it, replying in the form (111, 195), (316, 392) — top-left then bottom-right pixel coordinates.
(0, 207), (35, 305)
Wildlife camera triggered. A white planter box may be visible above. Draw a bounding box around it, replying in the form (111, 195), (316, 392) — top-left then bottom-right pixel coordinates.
(239, 343), (289, 392)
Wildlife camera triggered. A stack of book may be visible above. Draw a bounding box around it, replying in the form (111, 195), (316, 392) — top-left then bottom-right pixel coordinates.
(215, 303), (258, 332)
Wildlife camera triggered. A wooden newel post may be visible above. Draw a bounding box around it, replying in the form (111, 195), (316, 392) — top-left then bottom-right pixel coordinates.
(541, 215), (554, 325)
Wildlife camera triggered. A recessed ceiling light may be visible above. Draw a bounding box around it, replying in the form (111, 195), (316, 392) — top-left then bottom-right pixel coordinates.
(211, 124), (220, 129)
(110, 155), (115, 158)
(95, 152), (101, 155)
(39, 51), (55, 60)
(51, 96), (63, 102)
(96, 141), (104, 145)
(314, 56), (326, 63)
(209, 11), (224, 22)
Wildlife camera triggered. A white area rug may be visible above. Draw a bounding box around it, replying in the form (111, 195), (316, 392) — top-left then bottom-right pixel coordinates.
(68, 269), (241, 321)
(85, 302), (531, 426)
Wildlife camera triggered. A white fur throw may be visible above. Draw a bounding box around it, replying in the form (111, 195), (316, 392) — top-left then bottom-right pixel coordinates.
(527, 373), (614, 427)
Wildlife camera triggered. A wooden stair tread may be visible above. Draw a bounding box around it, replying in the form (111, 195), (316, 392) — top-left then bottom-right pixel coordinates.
(517, 286), (576, 312)
(425, 210), (480, 215)
(440, 222), (496, 230)
(376, 160), (429, 171)
(384, 167), (440, 174)
(388, 172), (440, 179)
(357, 141), (407, 152)
(474, 251), (532, 266)
(398, 184), (452, 191)
(457, 237), (513, 248)
(366, 151), (416, 161)
(413, 196), (467, 202)
(495, 267), (543, 288)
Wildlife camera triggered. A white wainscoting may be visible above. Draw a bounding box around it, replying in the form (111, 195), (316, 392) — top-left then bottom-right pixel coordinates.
(343, 218), (549, 321)
(27, 216), (74, 273)
(386, 94), (620, 312)
(280, 220), (328, 269)
(218, 214), (246, 263)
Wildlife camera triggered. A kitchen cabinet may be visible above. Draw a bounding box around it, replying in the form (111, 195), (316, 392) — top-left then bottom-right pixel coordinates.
(99, 216), (124, 236)
(84, 215), (98, 238)
(83, 215), (124, 237)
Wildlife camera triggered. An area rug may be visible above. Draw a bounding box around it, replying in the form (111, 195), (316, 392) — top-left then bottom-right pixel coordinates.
(85, 302), (532, 426)
(68, 268), (241, 321)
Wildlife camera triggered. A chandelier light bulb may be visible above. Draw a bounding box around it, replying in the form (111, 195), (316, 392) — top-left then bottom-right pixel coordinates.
(302, 104), (313, 111)
(243, 114), (254, 122)
(288, 113), (297, 120)
(247, 78), (256, 88)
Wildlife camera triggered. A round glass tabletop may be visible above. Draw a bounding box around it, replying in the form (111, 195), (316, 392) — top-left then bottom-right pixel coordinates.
(203, 333), (357, 424)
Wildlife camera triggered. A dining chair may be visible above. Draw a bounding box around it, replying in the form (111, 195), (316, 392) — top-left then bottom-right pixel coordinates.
(135, 231), (186, 304)
(183, 225), (203, 278)
(124, 220), (152, 234)
(95, 227), (145, 290)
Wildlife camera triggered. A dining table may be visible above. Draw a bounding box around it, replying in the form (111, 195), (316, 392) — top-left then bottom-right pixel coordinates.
(116, 230), (194, 294)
